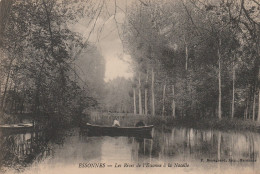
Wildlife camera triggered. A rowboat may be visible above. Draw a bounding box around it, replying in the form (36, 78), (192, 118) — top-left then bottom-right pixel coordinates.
(81, 123), (154, 138)
(0, 123), (33, 133)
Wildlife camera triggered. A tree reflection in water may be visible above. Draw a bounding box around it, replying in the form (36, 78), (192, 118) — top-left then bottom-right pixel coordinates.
(129, 127), (260, 171)
(0, 129), (65, 173)
(0, 127), (260, 173)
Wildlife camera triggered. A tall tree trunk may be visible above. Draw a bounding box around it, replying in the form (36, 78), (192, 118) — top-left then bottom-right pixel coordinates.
(34, 58), (47, 114)
(0, 77), (2, 111)
(252, 92), (256, 121)
(217, 39), (222, 120)
(217, 131), (221, 161)
(181, 100), (184, 117)
(0, 0), (13, 44)
(42, 0), (56, 60)
(258, 64), (260, 121)
(1, 59), (13, 111)
(255, 31), (260, 122)
(257, 88), (260, 122)
(151, 68), (155, 116)
(145, 88), (148, 115)
(10, 85), (16, 113)
(244, 108), (246, 120)
(231, 61), (235, 119)
(245, 98), (249, 120)
(0, 80), (1, 101)
(6, 79), (13, 111)
(133, 87), (136, 115)
(145, 74), (148, 115)
(184, 37), (188, 71)
(138, 73), (142, 115)
(162, 84), (166, 116)
(20, 85), (25, 114)
(172, 85), (176, 118)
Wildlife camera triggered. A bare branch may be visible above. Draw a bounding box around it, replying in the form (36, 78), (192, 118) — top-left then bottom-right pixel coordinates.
(181, 0), (202, 36)
(138, 0), (148, 6)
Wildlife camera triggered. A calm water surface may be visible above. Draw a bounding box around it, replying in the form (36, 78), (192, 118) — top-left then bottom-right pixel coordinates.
(0, 126), (260, 174)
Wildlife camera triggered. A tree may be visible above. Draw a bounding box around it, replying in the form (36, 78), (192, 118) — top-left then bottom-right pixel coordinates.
(122, 0), (245, 120)
(103, 77), (133, 113)
(0, 0), (105, 124)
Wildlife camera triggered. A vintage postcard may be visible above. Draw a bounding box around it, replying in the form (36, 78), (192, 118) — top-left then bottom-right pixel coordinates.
(0, 0), (259, 174)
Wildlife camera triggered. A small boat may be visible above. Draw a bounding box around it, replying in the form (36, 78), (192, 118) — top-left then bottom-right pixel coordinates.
(81, 123), (154, 138)
(0, 123), (33, 132)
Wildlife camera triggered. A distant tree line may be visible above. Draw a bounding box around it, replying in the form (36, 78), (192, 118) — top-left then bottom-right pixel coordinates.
(102, 77), (133, 113)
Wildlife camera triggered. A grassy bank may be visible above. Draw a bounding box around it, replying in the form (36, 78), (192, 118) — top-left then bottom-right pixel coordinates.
(148, 116), (260, 132)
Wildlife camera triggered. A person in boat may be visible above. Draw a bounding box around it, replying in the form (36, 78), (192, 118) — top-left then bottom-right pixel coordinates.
(112, 118), (120, 127)
(135, 120), (145, 127)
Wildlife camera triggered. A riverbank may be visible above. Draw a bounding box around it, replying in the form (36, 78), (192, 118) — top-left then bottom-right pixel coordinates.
(148, 117), (260, 133)
(2, 111), (260, 133)
(0, 112), (21, 124)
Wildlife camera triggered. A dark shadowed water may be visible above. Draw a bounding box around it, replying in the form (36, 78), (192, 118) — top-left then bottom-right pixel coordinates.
(0, 126), (260, 174)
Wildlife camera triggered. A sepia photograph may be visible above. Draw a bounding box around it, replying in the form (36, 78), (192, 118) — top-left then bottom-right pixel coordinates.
(0, 0), (260, 173)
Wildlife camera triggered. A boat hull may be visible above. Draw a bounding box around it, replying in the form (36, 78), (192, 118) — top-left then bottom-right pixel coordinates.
(0, 123), (33, 134)
(81, 123), (153, 138)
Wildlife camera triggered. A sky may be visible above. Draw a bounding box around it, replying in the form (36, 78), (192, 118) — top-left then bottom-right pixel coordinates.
(97, 18), (133, 82)
(72, 0), (134, 82)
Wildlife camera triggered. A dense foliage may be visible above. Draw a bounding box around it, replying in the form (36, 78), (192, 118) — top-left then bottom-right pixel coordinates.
(122, 0), (260, 120)
(0, 0), (105, 124)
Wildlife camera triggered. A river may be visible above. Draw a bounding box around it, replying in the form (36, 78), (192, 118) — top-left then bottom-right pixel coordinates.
(0, 126), (259, 174)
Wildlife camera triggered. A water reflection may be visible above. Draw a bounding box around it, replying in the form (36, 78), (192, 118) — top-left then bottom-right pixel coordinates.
(0, 131), (53, 173)
(1, 127), (260, 173)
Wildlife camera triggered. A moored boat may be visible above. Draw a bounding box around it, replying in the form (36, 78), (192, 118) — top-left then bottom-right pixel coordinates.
(0, 123), (33, 132)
